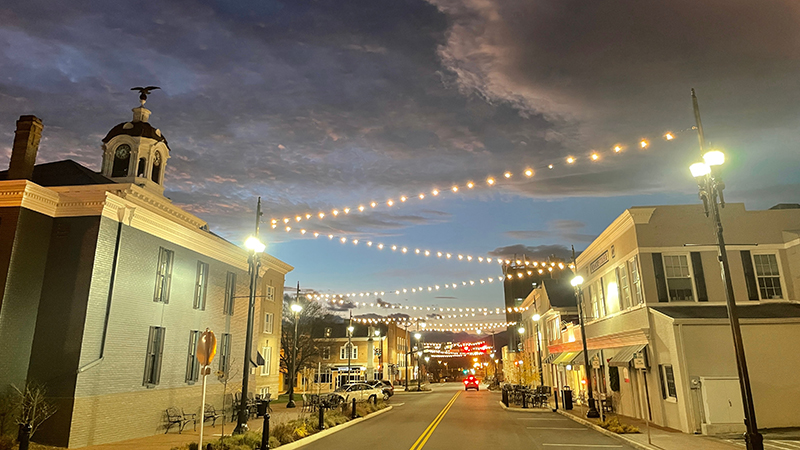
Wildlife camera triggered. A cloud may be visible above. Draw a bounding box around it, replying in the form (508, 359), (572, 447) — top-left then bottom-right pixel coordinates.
(487, 244), (574, 261)
(504, 219), (595, 244)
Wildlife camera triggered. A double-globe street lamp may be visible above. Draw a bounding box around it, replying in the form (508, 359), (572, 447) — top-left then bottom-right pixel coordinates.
(286, 302), (303, 408)
(689, 149), (763, 450)
(570, 275), (600, 418)
(414, 332), (422, 390)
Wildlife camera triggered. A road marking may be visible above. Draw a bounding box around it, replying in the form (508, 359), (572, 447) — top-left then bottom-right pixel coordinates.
(541, 444), (623, 448)
(393, 402), (406, 406)
(516, 417), (570, 420)
(527, 427), (591, 430)
(409, 390), (460, 450)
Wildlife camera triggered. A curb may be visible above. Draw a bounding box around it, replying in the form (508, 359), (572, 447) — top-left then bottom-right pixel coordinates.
(278, 405), (393, 450)
(556, 410), (657, 450)
(498, 401), (553, 413)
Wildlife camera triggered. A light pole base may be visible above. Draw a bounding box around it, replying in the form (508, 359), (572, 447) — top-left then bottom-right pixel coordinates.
(286, 400), (296, 408)
(233, 423), (249, 435)
(744, 431), (764, 450)
(586, 400), (600, 419)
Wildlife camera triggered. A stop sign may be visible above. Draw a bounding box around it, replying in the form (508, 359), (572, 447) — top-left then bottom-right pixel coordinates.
(197, 329), (217, 367)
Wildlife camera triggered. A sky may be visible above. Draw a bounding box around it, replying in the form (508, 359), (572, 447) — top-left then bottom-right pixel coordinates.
(1, 0), (799, 332)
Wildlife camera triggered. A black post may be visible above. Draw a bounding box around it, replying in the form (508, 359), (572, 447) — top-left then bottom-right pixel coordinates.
(287, 283), (301, 409)
(691, 89), (763, 450)
(260, 409), (270, 450)
(522, 391), (528, 409)
(318, 404), (325, 430)
(351, 398), (357, 419)
(572, 246), (600, 418)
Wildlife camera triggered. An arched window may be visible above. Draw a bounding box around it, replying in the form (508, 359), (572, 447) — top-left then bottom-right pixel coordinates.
(111, 144), (131, 177)
(137, 158), (147, 177)
(151, 151), (162, 183)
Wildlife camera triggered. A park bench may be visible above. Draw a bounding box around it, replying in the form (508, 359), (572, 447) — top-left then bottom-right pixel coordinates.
(165, 407), (196, 434)
(203, 403), (221, 427)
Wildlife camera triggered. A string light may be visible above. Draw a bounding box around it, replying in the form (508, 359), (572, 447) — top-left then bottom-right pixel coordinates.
(269, 132), (682, 226)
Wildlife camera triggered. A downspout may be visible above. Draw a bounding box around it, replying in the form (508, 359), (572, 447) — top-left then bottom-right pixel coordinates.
(78, 218), (124, 373)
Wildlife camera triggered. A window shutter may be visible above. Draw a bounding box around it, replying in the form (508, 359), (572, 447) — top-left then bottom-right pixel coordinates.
(658, 364), (667, 399)
(690, 252), (708, 302)
(740, 250), (759, 300)
(652, 253), (668, 302)
(144, 326), (156, 385)
(154, 328), (166, 385)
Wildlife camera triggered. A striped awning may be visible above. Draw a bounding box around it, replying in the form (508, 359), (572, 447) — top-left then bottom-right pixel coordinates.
(608, 344), (648, 367)
(552, 351), (580, 365)
(568, 350), (600, 366)
(543, 353), (560, 364)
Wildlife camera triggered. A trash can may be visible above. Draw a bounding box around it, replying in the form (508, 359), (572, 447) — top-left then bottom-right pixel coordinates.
(561, 387), (573, 410)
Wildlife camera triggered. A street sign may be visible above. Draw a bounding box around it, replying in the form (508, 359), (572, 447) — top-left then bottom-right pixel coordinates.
(591, 357), (600, 369)
(633, 352), (646, 369)
(197, 329), (217, 366)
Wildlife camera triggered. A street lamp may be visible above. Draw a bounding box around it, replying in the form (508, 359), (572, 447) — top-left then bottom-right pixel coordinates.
(286, 302), (303, 408)
(235, 198), (264, 434)
(417, 350), (423, 390)
(532, 313), (544, 387)
(374, 329), (382, 380)
(570, 272), (600, 418)
(689, 94), (763, 449)
(347, 323), (354, 384)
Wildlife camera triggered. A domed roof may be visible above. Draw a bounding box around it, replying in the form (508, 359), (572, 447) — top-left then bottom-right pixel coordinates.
(102, 121), (170, 149)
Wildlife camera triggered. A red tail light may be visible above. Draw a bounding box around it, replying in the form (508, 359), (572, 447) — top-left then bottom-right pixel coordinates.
(464, 380), (469, 384)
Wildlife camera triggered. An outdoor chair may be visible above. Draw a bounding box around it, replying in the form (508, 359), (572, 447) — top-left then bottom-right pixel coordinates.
(165, 407), (196, 434)
(203, 403), (221, 427)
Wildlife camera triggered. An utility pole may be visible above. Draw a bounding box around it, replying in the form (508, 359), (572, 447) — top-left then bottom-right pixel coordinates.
(235, 197), (262, 434)
(690, 89), (763, 450)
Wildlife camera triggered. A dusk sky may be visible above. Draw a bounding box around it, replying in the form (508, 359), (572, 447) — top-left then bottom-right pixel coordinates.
(1, 0), (799, 329)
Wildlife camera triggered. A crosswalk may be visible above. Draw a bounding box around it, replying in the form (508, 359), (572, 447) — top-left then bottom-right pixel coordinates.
(722, 439), (800, 450)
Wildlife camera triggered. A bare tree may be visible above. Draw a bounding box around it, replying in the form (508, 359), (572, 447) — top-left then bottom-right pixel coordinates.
(280, 294), (327, 396)
(13, 383), (57, 438)
(216, 357), (238, 442)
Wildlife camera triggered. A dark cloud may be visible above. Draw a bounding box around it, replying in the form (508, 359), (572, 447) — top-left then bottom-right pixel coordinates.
(487, 244), (574, 261)
(504, 219), (595, 244)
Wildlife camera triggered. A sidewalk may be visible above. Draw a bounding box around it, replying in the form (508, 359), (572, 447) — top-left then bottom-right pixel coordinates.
(82, 408), (313, 450)
(558, 408), (739, 450)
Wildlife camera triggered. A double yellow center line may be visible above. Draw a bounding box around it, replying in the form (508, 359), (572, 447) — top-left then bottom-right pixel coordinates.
(409, 391), (461, 450)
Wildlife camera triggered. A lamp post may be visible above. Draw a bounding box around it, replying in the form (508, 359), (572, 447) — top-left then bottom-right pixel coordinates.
(374, 329), (382, 380)
(533, 313), (544, 387)
(688, 88), (763, 450)
(286, 299), (303, 408)
(404, 323), (410, 390)
(571, 272), (600, 418)
(414, 332), (422, 390)
(347, 319), (354, 384)
(235, 198), (265, 434)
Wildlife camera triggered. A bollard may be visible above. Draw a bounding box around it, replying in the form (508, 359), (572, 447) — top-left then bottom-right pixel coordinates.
(522, 392), (528, 409)
(318, 404), (325, 431)
(502, 388), (509, 407)
(18, 423), (31, 450)
(258, 400), (271, 450)
(553, 390), (559, 412)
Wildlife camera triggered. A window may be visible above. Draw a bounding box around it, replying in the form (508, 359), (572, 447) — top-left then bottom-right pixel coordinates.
(314, 369), (333, 384)
(194, 262), (209, 310)
(753, 254), (783, 299)
(154, 247), (174, 303)
(659, 364), (677, 400)
(340, 344), (357, 360)
(218, 333), (232, 374)
(143, 326), (166, 386)
(547, 317), (561, 340)
(322, 346), (331, 360)
(151, 151), (162, 183)
(324, 327), (332, 338)
(264, 312), (274, 334)
(186, 330), (201, 383)
(617, 265), (631, 309)
(265, 285), (275, 302)
(224, 272), (236, 315)
(628, 256), (643, 304)
(112, 144), (131, 177)
(261, 347), (272, 376)
(137, 157), (146, 177)
(663, 255), (694, 301)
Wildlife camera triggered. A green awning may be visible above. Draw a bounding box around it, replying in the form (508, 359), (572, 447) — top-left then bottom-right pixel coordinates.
(543, 353), (560, 364)
(552, 351), (580, 365)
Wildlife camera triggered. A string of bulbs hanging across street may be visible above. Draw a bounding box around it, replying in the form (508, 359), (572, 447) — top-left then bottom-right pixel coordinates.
(315, 295), (530, 315)
(268, 130), (683, 228)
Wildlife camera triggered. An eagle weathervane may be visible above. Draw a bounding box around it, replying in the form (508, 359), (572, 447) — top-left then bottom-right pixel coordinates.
(131, 86), (160, 106)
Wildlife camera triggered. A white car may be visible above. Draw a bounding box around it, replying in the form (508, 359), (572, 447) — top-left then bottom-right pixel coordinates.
(332, 382), (384, 404)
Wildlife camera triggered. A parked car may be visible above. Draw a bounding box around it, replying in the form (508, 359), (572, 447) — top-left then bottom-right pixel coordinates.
(332, 382), (384, 404)
(367, 380), (394, 398)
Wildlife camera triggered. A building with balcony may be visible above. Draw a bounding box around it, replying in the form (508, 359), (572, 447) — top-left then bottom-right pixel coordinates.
(0, 106), (291, 447)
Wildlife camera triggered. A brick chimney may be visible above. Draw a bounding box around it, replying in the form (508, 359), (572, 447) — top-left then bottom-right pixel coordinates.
(8, 115), (43, 180)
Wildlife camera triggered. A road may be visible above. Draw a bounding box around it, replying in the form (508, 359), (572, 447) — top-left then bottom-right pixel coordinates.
(300, 383), (636, 450)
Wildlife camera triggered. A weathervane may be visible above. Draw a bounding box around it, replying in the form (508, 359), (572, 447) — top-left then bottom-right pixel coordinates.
(131, 86), (160, 106)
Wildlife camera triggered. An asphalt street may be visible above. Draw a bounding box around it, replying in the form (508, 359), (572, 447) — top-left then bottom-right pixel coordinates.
(299, 383), (637, 450)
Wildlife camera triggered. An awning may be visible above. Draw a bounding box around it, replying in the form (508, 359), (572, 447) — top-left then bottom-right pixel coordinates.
(552, 351), (580, 365)
(608, 344), (647, 367)
(543, 353), (560, 364)
(568, 350), (600, 366)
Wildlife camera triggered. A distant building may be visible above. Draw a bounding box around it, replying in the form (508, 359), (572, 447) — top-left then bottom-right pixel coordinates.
(527, 203), (800, 435)
(0, 105), (291, 447)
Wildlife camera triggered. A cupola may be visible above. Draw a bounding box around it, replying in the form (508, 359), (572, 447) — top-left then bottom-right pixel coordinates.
(101, 87), (170, 195)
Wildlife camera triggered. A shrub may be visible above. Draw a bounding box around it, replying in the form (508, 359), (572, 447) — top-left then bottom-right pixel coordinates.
(598, 417), (640, 434)
(0, 435), (14, 450)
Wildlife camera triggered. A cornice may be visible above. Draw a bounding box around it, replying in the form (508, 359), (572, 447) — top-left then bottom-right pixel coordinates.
(576, 209), (637, 267)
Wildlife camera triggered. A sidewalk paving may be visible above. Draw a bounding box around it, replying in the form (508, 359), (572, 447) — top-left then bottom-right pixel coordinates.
(81, 408), (316, 450)
(558, 407), (740, 450)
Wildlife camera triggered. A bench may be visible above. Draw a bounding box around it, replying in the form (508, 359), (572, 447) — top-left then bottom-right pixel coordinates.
(165, 407), (196, 434)
(203, 404), (221, 427)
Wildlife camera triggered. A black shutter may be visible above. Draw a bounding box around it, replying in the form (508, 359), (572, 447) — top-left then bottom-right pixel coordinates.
(740, 250), (759, 300)
(154, 328), (166, 385)
(690, 252), (708, 302)
(658, 365), (667, 399)
(143, 326), (156, 385)
(652, 253), (668, 302)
